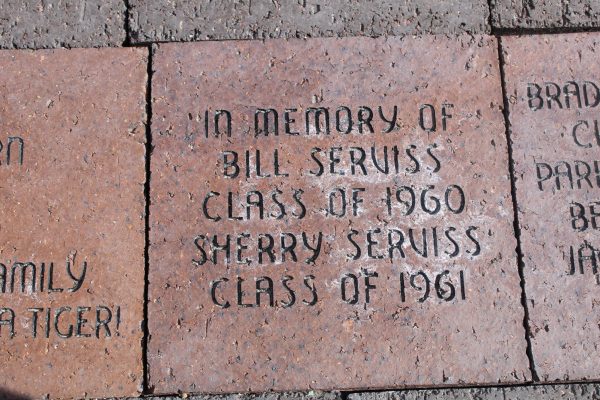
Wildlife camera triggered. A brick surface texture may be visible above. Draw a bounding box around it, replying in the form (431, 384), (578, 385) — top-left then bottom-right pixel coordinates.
(138, 393), (341, 400)
(112, 383), (600, 399)
(148, 35), (529, 395)
(502, 33), (600, 381)
(128, 0), (490, 43)
(349, 388), (503, 400)
(491, 0), (600, 28)
(0, 0), (126, 49)
(0, 47), (147, 398)
(348, 384), (600, 399)
(3, 0), (600, 399)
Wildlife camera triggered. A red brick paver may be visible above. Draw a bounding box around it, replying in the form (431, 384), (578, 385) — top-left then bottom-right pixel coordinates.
(148, 36), (529, 394)
(0, 48), (147, 399)
(503, 33), (600, 381)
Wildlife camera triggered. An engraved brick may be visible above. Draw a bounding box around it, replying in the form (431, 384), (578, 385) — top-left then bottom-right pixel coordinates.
(128, 0), (490, 44)
(502, 33), (600, 380)
(491, 0), (600, 29)
(0, 0), (125, 49)
(0, 48), (147, 398)
(149, 36), (530, 394)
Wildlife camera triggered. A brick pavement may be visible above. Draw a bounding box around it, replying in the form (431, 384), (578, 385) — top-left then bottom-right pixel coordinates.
(0, 1), (600, 399)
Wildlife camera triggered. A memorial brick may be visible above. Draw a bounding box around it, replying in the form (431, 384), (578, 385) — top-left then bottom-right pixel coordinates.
(148, 36), (530, 394)
(128, 0), (490, 44)
(0, 48), (147, 398)
(502, 33), (600, 380)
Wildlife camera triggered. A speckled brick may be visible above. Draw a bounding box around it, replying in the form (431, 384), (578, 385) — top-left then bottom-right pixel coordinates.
(128, 0), (490, 43)
(349, 387), (502, 400)
(504, 384), (600, 399)
(148, 35), (529, 395)
(502, 33), (600, 381)
(0, 0), (126, 49)
(491, 0), (600, 29)
(349, 384), (600, 399)
(0, 47), (147, 398)
(348, 391), (424, 400)
(138, 393), (341, 400)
